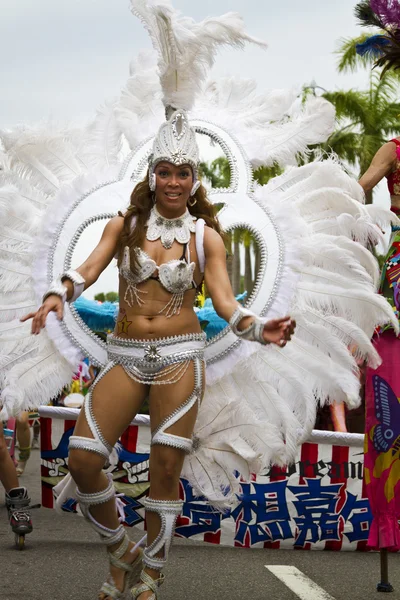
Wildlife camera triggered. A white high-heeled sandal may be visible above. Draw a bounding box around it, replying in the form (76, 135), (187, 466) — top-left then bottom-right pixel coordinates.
(99, 534), (143, 599)
(130, 497), (183, 599)
(73, 479), (144, 600)
(130, 570), (164, 600)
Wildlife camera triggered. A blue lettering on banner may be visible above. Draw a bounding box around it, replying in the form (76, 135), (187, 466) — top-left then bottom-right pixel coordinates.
(231, 481), (293, 545)
(175, 478), (373, 547)
(121, 496), (144, 527)
(175, 479), (223, 538)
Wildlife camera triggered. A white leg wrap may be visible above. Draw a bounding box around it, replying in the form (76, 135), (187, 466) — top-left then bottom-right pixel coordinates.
(143, 497), (183, 571)
(151, 357), (203, 453)
(76, 476), (125, 547)
(68, 362), (115, 460)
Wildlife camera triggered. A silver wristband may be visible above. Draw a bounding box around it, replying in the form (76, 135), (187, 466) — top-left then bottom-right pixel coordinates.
(60, 270), (85, 302)
(42, 283), (68, 305)
(229, 305), (267, 345)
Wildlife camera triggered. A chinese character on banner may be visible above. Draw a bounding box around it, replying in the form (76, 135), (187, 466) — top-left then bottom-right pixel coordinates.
(289, 479), (372, 547)
(231, 481), (293, 546)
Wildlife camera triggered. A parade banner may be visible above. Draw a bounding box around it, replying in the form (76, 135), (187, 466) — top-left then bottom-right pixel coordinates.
(40, 410), (372, 551)
(364, 331), (400, 551)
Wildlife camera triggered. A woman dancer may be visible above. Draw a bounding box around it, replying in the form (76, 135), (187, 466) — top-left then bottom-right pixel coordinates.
(21, 110), (295, 599)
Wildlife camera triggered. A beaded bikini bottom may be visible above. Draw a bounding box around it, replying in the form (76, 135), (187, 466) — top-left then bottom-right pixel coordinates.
(106, 332), (206, 385)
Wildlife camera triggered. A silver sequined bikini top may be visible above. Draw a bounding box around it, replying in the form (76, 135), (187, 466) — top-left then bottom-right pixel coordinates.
(117, 216), (206, 318)
(119, 244), (197, 318)
(120, 245), (196, 293)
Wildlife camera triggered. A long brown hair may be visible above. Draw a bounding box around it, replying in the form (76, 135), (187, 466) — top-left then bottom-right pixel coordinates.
(117, 170), (224, 274)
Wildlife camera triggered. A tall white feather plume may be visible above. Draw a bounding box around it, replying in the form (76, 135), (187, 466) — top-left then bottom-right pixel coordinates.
(0, 124), (92, 418)
(130, 0), (267, 110)
(250, 96), (336, 168)
(1, 131), (82, 196)
(78, 100), (123, 169)
(115, 51), (164, 151)
(0, 337), (74, 420)
(0, 171), (49, 209)
(196, 78), (298, 128)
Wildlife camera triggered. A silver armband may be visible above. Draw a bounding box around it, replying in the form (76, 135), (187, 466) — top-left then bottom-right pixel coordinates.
(42, 282), (68, 304)
(60, 270), (85, 302)
(229, 305), (267, 345)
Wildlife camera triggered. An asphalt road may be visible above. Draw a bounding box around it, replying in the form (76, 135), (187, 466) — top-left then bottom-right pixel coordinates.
(1, 450), (399, 600)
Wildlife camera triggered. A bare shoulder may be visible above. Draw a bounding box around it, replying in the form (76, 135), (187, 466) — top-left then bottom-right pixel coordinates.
(103, 215), (124, 237)
(203, 225), (225, 257)
(380, 141), (398, 159)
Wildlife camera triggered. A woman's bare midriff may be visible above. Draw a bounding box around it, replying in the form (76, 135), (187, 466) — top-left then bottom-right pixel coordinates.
(113, 280), (202, 340)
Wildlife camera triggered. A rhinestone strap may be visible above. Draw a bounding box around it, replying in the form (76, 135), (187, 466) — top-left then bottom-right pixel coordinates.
(131, 571), (165, 600)
(76, 478), (125, 547)
(151, 356), (203, 452)
(142, 498), (183, 571)
(75, 478), (115, 506)
(107, 332), (206, 348)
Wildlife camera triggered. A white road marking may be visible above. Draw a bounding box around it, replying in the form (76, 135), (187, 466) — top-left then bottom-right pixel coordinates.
(265, 566), (336, 600)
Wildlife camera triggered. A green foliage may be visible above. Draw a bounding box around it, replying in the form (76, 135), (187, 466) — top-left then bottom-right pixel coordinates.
(299, 34), (400, 201)
(94, 291), (119, 303)
(105, 291), (119, 303)
(320, 70), (400, 183)
(199, 157), (230, 188)
(200, 157), (282, 189)
(253, 164), (283, 185)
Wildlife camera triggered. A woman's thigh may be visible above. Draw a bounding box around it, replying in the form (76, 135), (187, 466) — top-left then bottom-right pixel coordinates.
(148, 358), (205, 440)
(73, 364), (148, 447)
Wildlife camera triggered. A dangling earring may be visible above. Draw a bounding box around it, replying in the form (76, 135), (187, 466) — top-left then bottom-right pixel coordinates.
(149, 172), (156, 192)
(188, 180), (200, 207)
(190, 180), (201, 197)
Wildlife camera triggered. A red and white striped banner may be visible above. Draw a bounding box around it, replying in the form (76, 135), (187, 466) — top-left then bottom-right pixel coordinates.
(40, 410), (371, 551)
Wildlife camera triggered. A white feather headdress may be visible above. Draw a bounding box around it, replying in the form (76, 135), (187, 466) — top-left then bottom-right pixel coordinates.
(130, 0), (267, 111)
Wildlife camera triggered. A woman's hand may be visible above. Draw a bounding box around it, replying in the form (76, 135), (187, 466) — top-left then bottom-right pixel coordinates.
(262, 316), (296, 347)
(20, 295), (64, 335)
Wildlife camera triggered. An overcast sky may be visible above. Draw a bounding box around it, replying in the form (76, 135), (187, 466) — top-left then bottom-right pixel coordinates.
(0, 1), (390, 298)
(1, 0), (371, 125)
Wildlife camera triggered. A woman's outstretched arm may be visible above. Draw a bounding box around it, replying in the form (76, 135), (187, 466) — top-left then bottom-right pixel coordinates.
(203, 226), (295, 347)
(66, 216), (124, 296)
(359, 142), (396, 192)
(21, 215), (124, 334)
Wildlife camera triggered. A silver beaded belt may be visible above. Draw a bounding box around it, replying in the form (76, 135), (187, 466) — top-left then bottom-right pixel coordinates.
(106, 333), (206, 382)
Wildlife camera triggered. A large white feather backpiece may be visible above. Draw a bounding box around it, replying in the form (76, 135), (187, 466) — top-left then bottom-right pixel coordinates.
(1, 0), (399, 507)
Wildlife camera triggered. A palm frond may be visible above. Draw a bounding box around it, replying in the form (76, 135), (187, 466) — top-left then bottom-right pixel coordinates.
(323, 131), (362, 167)
(323, 90), (369, 123)
(336, 33), (383, 72)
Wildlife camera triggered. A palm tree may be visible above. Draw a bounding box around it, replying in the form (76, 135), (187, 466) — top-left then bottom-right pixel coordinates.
(200, 158), (281, 294)
(320, 35), (400, 203)
(199, 156), (230, 189)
